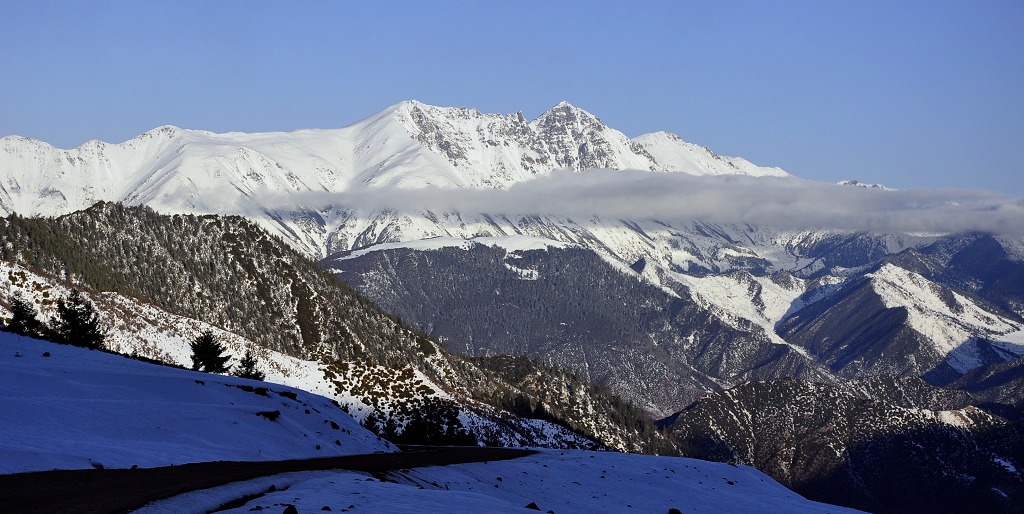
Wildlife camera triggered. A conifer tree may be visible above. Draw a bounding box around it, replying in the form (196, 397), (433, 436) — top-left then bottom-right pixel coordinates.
(5, 292), (44, 338)
(233, 349), (265, 380)
(190, 330), (232, 373)
(50, 289), (105, 349)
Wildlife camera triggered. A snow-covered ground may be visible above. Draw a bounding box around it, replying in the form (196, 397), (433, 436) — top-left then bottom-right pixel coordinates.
(145, 450), (861, 513)
(3, 329), (860, 513)
(0, 333), (393, 474)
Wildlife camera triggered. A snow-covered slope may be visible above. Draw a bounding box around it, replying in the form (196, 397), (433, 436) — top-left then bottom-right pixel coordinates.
(634, 131), (788, 177)
(867, 263), (1022, 371)
(148, 450), (860, 514)
(0, 333), (393, 474)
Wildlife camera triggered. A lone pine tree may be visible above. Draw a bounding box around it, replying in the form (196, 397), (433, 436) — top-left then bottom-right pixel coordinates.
(233, 349), (265, 380)
(190, 330), (232, 373)
(50, 289), (105, 349)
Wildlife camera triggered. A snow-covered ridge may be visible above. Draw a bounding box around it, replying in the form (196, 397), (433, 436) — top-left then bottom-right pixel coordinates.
(837, 179), (895, 190)
(635, 131), (788, 177)
(867, 263), (1023, 371)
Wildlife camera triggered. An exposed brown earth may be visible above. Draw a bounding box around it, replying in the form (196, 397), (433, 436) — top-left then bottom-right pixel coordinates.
(0, 446), (536, 514)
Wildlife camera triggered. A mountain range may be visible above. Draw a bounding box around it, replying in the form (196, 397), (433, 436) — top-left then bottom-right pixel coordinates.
(2, 100), (1023, 512)
(0, 100), (784, 255)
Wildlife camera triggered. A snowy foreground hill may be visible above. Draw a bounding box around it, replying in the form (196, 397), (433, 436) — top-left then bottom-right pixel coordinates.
(0, 333), (857, 513)
(144, 451), (860, 514)
(0, 333), (394, 474)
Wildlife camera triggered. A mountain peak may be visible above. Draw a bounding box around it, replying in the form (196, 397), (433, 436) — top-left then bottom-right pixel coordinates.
(537, 101), (599, 120)
(838, 179), (895, 191)
(138, 125), (184, 138)
(390, 100), (484, 117)
(532, 101), (606, 135)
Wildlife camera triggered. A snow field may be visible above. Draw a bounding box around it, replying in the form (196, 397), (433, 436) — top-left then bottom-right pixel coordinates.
(207, 450), (861, 514)
(0, 334), (392, 474)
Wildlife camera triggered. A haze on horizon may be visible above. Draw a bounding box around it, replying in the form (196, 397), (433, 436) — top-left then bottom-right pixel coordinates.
(1, 1), (1022, 196)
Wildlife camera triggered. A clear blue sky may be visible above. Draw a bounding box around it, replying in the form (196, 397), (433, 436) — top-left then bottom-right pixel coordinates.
(2, 1), (1022, 195)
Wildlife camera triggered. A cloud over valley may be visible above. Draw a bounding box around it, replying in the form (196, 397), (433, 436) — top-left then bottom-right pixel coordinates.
(271, 171), (1024, 238)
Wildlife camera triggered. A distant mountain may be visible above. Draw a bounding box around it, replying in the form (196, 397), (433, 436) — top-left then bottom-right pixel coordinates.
(778, 261), (1020, 378)
(837, 179), (895, 190)
(661, 377), (1024, 514)
(0, 100), (785, 257)
(948, 356), (1024, 417)
(326, 243), (833, 415)
(328, 231), (1024, 415)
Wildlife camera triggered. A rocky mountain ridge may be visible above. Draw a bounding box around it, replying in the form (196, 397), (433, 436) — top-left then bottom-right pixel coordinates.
(662, 377), (1024, 513)
(0, 100), (785, 255)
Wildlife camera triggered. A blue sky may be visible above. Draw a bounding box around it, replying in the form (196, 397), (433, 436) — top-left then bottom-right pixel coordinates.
(2, 1), (1022, 195)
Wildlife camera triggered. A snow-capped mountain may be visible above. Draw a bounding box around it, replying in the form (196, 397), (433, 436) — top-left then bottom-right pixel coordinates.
(4, 102), (1024, 514)
(837, 179), (895, 190)
(0, 100), (785, 255)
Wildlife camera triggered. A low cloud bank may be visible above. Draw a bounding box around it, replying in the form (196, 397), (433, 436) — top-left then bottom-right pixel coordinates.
(272, 170), (1024, 237)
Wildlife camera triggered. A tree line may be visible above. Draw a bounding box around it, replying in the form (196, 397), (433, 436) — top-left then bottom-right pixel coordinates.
(4, 290), (265, 381)
(190, 329), (265, 381)
(6, 289), (105, 349)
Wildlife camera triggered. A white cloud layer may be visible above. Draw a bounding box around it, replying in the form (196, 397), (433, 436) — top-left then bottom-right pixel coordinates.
(272, 171), (1024, 237)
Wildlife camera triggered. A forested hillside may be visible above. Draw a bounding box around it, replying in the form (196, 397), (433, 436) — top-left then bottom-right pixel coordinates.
(327, 243), (831, 415)
(0, 203), (668, 451)
(662, 377), (1024, 513)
